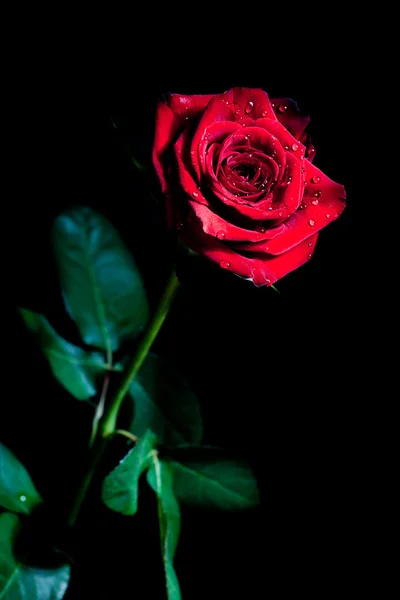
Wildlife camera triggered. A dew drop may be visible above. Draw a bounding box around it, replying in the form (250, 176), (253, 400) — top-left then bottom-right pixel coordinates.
(307, 146), (316, 158)
(217, 231), (226, 239)
(219, 260), (231, 269)
(278, 212), (283, 217)
(300, 203), (307, 209)
(278, 104), (288, 113)
(192, 191), (199, 198)
(308, 241), (313, 247)
(326, 213), (331, 219)
(20, 495), (27, 502)
(308, 253), (312, 260)
(308, 219), (315, 226)
(291, 143), (299, 151)
(235, 109), (240, 114)
(311, 199), (319, 205)
(313, 190), (322, 198)
(268, 206), (273, 210)
(311, 175), (320, 184)
(185, 116), (189, 120)
(244, 101), (254, 114)
(284, 145), (289, 150)
(301, 167), (306, 173)
(225, 100), (230, 105)
(190, 150), (194, 155)
(272, 103), (275, 107)
(256, 226), (266, 233)
(265, 246), (270, 251)
(261, 109), (268, 117)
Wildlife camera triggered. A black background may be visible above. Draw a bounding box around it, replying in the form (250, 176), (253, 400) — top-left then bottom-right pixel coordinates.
(3, 46), (366, 598)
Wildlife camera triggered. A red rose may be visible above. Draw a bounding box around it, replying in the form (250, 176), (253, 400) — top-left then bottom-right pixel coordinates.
(153, 88), (346, 286)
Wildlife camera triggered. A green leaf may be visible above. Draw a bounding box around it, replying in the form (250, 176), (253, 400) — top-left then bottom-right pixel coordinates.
(51, 206), (149, 359)
(147, 459), (182, 600)
(129, 353), (202, 447)
(0, 513), (70, 599)
(102, 430), (157, 515)
(0, 443), (42, 515)
(167, 448), (260, 510)
(19, 309), (107, 401)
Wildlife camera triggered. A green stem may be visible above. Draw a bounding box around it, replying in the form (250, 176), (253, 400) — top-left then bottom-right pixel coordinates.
(101, 270), (180, 437)
(67, 270), (179, 528)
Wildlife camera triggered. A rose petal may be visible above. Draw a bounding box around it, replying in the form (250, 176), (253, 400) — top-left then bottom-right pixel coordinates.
(191, 88), (277, 178)
(270, 97), (311, 140)
(236, 165), (346, 254)
(256, 119), (306, 161)
(229, 88), (277, 120)
(264, 152), (304, 220)
(174, 129), (209, 205)
(180, 216), (319, 286)
(189, 201), (286, 242)
(153, 94), (214, 192)
(300, 131), (317, 163)
(196, 121), (241, 178)
(248, 233), (320, 286)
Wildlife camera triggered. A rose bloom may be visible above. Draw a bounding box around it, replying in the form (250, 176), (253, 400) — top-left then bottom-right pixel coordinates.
(153, 88), (346, 286)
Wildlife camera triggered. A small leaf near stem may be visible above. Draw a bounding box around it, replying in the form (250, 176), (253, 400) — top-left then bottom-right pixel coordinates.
(148, 453), (182, 600)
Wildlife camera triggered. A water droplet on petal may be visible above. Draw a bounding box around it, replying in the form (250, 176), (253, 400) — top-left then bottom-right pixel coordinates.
(313, 190), (322, 198)
(244, 101), (254, 114)
(278, 104), (288, 113)
(284, 145), (289, 150)
(235, 109), (240, 114)
(268, 206), (273, 210)
(219, 260), (231, 269)
(256, 226), (266, 233)
(272, 103), (276, 108)
(217, 231), (226, 239)
(185, 116), (189, 120)
(301, 167), (306, 173)
(308, 219), (315, 226)
(20, 495), (27, 502)
(225, 100), (230, 105)
(278, 212), (283, 217)
(308, 253), (312, 260)
(312, 175), (321, 183)
(326, 213), (331, 218)
(190, 150), (194, 155)
(308, 241), (313, 247)
(300, 203), (307, 209)
(261, 110), (268, 117)
(192, 192), (199, 198)
(291, 143), (299, 151)
(311, 199), (319, 205)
